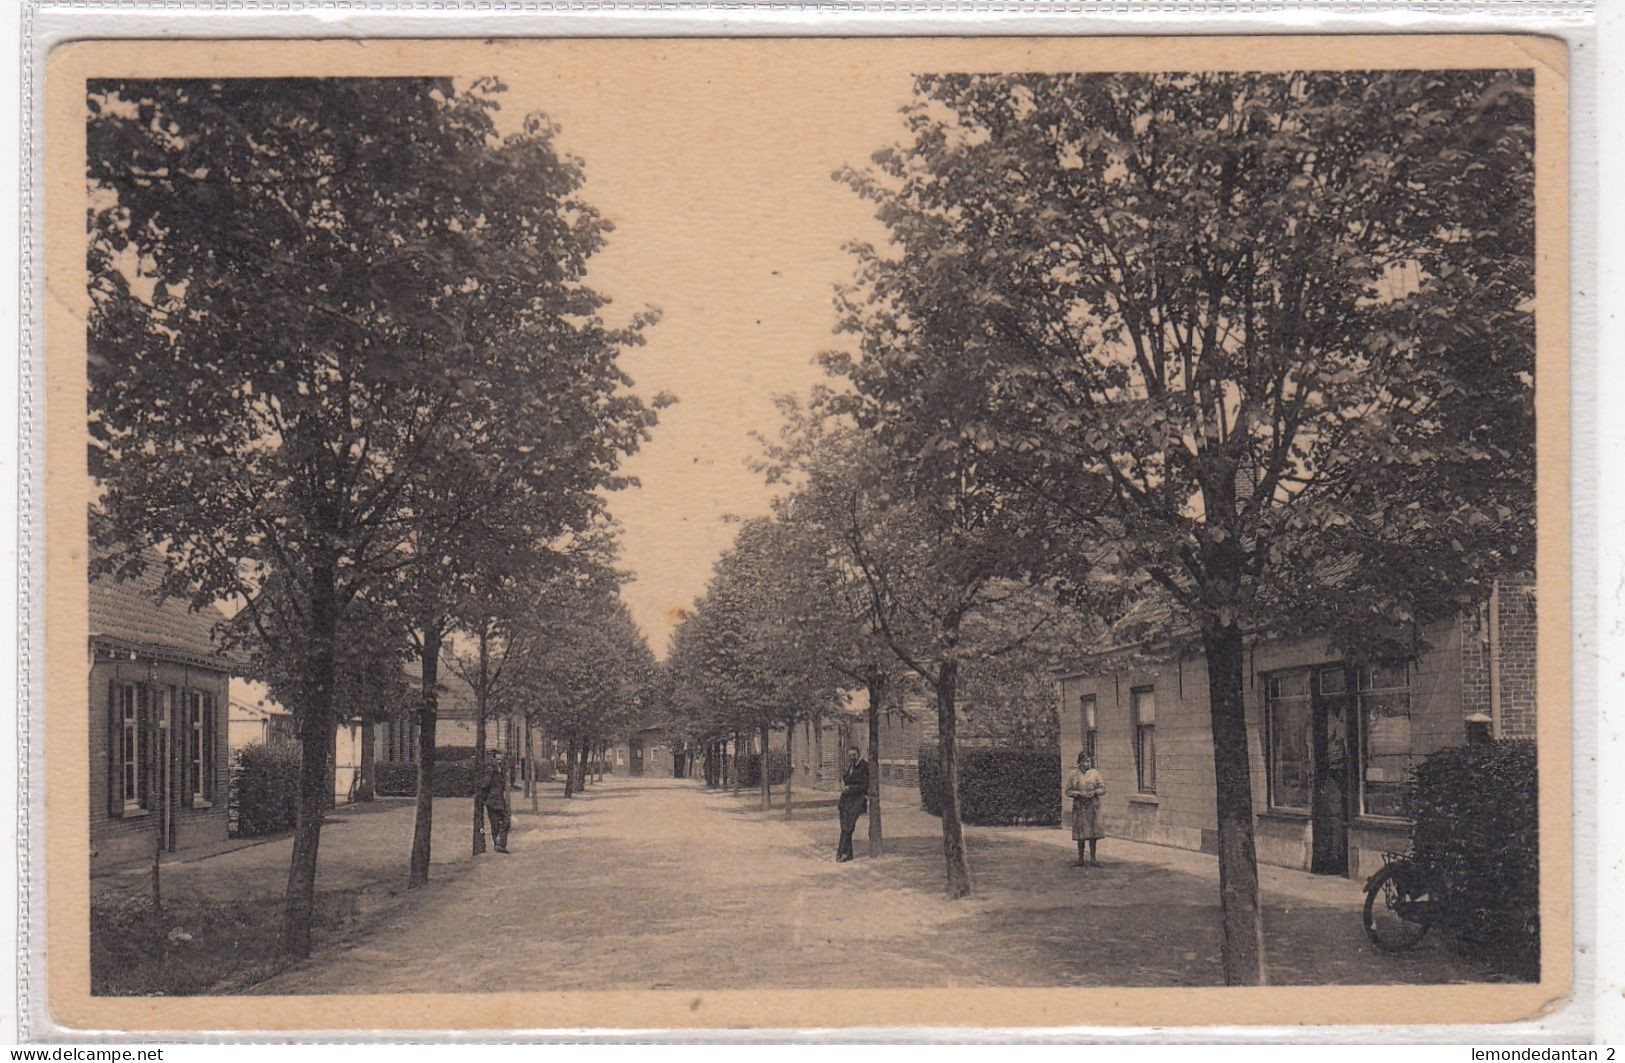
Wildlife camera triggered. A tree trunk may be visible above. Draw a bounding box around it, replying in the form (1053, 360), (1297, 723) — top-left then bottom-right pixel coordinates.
(783, 716), (795, 819)
(597, 742), (606, 783)
(867, 671), (887, 857)
(935, 655), (971, 899)
(325, 724), (338, 811)
(151, 829), (162, 913)
(407, 625), (442, 888)
(564, 738), (578, 799)
(1202, 622), (1267, 985)
(283, 557), (339, 956)
(521, 715), (533, 798)
(760, 722), (772, 809)
(472, 628), (490, 857)
(812, 718), (824, 791)
(525, 716), (539, 812)
(731, 732), (742, 795)
(357, 717), (376, 802)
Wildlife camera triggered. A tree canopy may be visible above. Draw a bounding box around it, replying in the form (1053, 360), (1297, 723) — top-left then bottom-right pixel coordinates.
(88, 76), (667, 954)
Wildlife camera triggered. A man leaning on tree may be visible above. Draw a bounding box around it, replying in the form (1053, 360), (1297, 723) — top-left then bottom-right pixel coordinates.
(478, 750), (512, 854)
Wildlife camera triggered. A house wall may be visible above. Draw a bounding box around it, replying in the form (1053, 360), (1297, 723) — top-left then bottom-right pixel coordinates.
(1461, 578), (1538, 739)
(377, 714), (523, 761)
(90, 653), (231, 869)
(1057, 618), (1465, 880)
(810, 698), (924, 793)
(227, 715), (267, 751)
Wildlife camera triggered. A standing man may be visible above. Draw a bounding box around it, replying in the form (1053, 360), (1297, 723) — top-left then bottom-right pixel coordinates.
(836, 746), (869, 862)
(477, 749), (512, 854)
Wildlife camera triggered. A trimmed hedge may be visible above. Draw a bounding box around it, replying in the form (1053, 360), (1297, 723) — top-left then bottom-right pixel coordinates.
(1404, 738), (1539, 979)
(735, 749), (792, 789)
(229, 739), (302, 838)
(918, 746), (1061, 826)
(375, 756), (478, 797)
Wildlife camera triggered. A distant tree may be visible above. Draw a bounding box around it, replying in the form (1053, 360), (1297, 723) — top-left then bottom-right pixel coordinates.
(88, 78), (663, 952)
(514, 591), (652, 798)
(447, 533), (612, 853)
(837, 70), (1535, 981)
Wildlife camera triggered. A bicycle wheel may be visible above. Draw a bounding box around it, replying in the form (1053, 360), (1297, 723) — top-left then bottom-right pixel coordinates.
(1364, 863), (1431, 952)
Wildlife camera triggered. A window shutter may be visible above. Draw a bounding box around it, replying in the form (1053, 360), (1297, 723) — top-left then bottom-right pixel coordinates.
(203, 693), (215, 801)
(186, 690), (196, 799)
(136, 684), (150, 809)
(106, 679), (121, 818)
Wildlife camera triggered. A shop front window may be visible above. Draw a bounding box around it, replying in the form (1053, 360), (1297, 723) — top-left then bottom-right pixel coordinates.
(1358, 663), (1414, 819)
(1265, 671), (1313, 812)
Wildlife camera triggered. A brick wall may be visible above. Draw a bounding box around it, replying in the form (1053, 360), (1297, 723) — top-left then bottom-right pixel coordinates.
(1057, 617), (1462, 878)
(1497, 579), (1538, 738)
(1459, 578), (1538, 739)
(90, 651), (231, 870)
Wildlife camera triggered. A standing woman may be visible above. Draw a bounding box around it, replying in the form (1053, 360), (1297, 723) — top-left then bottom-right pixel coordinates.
(1065, 752), (1106, 867)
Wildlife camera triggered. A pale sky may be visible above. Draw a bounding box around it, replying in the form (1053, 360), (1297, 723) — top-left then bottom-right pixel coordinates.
(480, 45), (913, 656)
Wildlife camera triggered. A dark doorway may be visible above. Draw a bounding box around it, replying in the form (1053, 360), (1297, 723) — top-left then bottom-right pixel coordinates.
(1309, 666), (1351, 876)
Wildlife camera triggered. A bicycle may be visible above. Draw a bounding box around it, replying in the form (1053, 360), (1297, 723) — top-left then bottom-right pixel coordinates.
(1362, 851), (1435, 952)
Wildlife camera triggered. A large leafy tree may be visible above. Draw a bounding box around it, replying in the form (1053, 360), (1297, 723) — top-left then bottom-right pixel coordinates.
(88, 77), (662, 954)
(838, 70), (1535, 981)
(764, 389), (1066, 898)
(759, 401), (910, 851)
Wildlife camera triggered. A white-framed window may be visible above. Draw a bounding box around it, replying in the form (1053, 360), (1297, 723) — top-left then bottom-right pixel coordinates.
(1079, 694), (1098, 764)
(185, 689), (211, 803)
(1131, 686), (1156, 794)
(1264, 670), (1314, 813)
(1357, 662), (1413, 819)
(118, 683), (141, 812)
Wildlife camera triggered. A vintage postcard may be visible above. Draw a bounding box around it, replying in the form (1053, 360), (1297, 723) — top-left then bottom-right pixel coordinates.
(41, 34), (1570, 1033)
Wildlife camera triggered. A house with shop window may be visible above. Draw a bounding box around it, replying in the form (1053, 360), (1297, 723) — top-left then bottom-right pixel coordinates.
(1055, 577), (1537, 880)
(90, 555), (233, 869)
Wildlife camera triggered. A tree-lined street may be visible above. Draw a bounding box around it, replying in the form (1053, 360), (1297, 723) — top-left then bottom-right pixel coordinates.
(84, 61), (1540, 998)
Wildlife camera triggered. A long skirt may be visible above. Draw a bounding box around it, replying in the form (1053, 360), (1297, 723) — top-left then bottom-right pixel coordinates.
(1071, 796), (1104, 841)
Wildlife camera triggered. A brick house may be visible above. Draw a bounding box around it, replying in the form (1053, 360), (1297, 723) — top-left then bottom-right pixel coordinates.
(798, 687), (929, 794)
(90, 557), (233, 869)
(375, 656), (540, 783)
(1055, 577), (1537, 880)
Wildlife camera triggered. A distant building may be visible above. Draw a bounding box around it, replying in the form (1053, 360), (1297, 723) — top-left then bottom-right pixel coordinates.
(626, 726), (671, 777)
(375, 656), (540, 783)
(805, 687), (926, 793)
(1055, 578), (1537, 880)
(226, 679), (369, 806)
(89, 555), (233, 869)
(227, 687), (294, 750)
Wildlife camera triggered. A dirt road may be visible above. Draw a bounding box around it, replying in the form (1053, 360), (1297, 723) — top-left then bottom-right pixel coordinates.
(254, 775), (1498, 995)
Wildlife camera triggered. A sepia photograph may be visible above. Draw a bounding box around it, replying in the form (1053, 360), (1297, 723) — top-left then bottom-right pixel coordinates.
(42, 35), (1570, 1032)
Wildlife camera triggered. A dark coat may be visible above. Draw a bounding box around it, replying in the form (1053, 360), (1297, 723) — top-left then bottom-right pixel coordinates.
(838, 759), (869, 824)
(477, 760), (510, 813)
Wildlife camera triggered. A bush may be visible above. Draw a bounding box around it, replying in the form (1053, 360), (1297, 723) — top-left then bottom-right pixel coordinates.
(1404, 738), (1539, 979)
(918, 746), (1061, 826)
(735, 749), (792, 789)
(373, 757), (478, 797)
(229, 739), (302, 837)
(434, 744), (478, 762)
